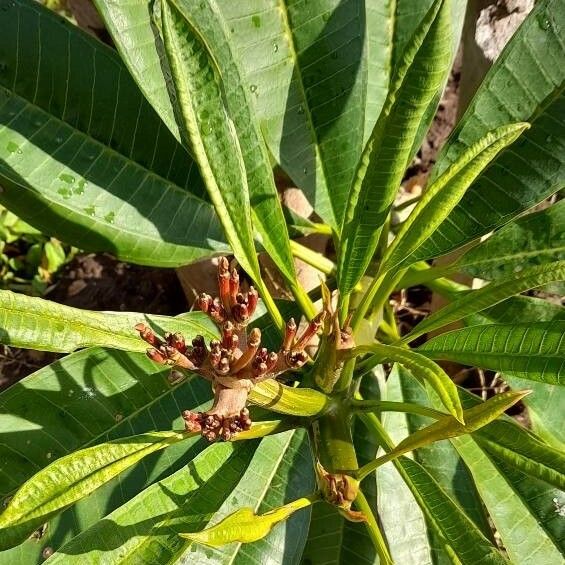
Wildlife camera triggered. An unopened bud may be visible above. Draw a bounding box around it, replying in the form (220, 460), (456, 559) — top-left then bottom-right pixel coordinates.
(247, 287), (258, 316)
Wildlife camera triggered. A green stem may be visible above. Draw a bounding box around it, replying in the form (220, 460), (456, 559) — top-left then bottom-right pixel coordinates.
(290, 240), (336, 276)
(317, 403), (358, 473)
(352, 399), (445, 420)
(351, 269), (404, 334)
(288, 280), (317, 320)
(255, 280), (285, 335)
(355, 489), (394, 565)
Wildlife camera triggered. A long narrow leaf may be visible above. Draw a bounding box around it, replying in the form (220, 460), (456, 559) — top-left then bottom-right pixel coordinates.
(160, 0), (259, 283)
(163, 0), (300, 289)
(353, 343), (464, 423)
(338, 0), (452, 296)
(402, 260), (565, 343)
(0, 290), (217, 353)
(381, 123), (528, 273)
(410, 0), (565, 264)
(357, 390), (528, 479)
(419, 321), (565, 386)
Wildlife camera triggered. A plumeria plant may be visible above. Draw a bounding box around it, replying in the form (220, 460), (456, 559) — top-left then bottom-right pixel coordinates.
(0, 0), (563, 563)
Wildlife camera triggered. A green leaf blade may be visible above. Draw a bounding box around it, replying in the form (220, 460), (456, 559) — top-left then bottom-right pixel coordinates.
(355, 344), (464, 423)
(0, 431), (190, 550)
(403, 260), (565, 343)
(412, 0), (565, 263)
(0, 290), (217, 353)
(160, 0), (259, 281)
(338, 0), (452, 295)
(382, 123), (529, 273)
(419, 321), (565, 385)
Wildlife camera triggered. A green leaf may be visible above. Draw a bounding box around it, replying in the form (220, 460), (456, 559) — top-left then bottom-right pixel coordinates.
(338, 0), (452, 295)
(457, 200), (565, 280)
(47, 430), (314, 563)
(419, 321), (565, 385)
(160, 0), (260, 281)
(354, 343), (464, 423)
(0, 431), (193, 550)
(474, 422), (565, 490)
(376, 367), (433, 565)
(0, 1), (229, 268)
(506, 375), (565, 450)
(453, 435), (564, 564)
(91, 0), (183, 144)
(359, 412), (508, 565)
(220, 1), (380, 228)
(0, 290), (217, 353)
(181, 496), (315, 547)
(0, 346), (216, 563)
(402, 260), (565, 343)
(394, 367), (494, 560)
(160, 1), (300, 291)
(357, 390), (528, 479)
(381, 123), (529, 273)
(410, 0), (565, 264)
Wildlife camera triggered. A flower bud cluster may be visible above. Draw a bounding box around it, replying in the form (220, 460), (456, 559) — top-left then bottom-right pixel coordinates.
(137, 257), (323, 441)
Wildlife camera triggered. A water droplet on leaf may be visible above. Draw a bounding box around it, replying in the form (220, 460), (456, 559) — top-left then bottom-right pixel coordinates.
(104, 211), (115, 224)
(84, 205), (96, 217)
(251, 15), (261, 28)
(6, 141), (21, 154)
(59, 173), (75, 184)
(57, 187), (72, 199)
(250, 84), (257, 93)
(273, 42), (279, 53)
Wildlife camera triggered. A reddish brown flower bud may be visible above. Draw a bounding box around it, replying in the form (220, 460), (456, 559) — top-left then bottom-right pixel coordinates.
(230, 327), (261, 374)
(247, 287), (258, 317)
(294, 312), (325, 351)
(209, 298), (227, 325)
(218, 257), (231, 312)
(222, 321), (236, 351)
(166, 332), (186, 353)
(146, 348), (166, 364)
(135, 323), (163, 348)
(232, 303), (249, 324)
(286, 350), (309, 369)
(229, 268), (239, 307)
(283, 318), (297, 351)
(195, 293), (212, 313)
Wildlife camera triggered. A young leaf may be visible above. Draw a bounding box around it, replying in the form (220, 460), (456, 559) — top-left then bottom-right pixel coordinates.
(353, 343), (464, 423)
(160, 0), (260, 286)
(249, 380), (331, 417)
(181, 496), (316, 547)
(357, 390), (528, 479)
(0, 431), (192, 550)
(380, 123), (529, 273)
(338, 0), (452, 296)
(410, 0), (565, 264)
(0, 290), (217, 353)
(402, 260), (565, 343)
(45, 430), (313, 564)
(419, 321), (565, 386)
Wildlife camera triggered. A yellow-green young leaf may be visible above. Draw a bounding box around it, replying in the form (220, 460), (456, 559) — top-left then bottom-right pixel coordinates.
(381, 123), (529, 273)
(357, 390), (529, 480)
(249, 380), (331, 417)
(180, 496), (316, 547)
(419, 321), (565, 386)
(0, 290), (218, 353)
(338, 0), (452, 296)
(353, 344), (464, 423)
(402, 260), (565, 343)
(0, 431), (191, 551)
(159, 0), (259, 284)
